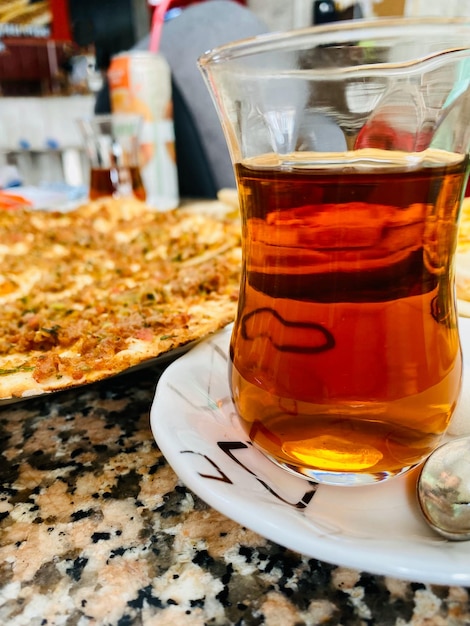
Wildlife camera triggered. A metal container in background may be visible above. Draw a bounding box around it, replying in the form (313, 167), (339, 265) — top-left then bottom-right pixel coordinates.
(107, 50), (179, 210)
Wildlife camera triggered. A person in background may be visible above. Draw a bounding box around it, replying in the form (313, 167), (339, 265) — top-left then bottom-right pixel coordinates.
(95, 0), (269, 199)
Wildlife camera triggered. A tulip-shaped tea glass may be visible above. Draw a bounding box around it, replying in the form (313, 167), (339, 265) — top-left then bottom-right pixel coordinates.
(199, 19), (470, 485)
(79, 114), (146, 201)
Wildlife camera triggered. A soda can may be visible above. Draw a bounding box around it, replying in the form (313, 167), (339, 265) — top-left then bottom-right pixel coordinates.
(107, 50), (179, 210)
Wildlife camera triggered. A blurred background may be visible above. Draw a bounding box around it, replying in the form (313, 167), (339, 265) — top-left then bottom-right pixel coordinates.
(0, 0), (469, 201)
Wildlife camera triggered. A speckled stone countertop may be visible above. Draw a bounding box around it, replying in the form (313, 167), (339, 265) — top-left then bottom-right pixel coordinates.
(1, 362), (469, 626)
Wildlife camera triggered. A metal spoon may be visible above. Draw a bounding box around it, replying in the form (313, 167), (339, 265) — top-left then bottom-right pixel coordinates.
(417, 437), (470, 540)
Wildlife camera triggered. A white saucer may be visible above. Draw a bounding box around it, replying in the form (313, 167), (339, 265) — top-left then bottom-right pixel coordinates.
(150, 317), (470, 586)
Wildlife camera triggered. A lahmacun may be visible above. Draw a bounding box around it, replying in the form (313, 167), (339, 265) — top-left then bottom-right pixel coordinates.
(457, 197), (470, 317)
(0, 197), (241, 400)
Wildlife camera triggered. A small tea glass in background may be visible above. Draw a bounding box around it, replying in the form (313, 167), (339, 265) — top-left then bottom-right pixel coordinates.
(199, 18), (470, 486)
(78, 114), (146, 201)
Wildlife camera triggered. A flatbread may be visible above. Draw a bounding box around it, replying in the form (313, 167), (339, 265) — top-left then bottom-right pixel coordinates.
(0, 196), (241, 400)
(457, 197), (470, 317)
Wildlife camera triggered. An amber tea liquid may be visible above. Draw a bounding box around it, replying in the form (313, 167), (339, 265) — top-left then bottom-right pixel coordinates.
(89, 165), (146, 201)
(230, 149), (465, 484)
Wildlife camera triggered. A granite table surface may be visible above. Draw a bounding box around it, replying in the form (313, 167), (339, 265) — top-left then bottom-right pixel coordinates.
(1, 357), (469, 626)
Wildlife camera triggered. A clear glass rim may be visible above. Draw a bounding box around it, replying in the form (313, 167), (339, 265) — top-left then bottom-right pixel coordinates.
(198, 17), (470, 67)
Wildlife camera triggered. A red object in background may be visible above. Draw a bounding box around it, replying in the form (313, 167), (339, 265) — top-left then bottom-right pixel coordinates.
(355, 119), (416, 151)
(0, 0), (75, 95)
(0, 38), (73, 95)
(50, 0), (73, 41)
(355, 118), (433, 152)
